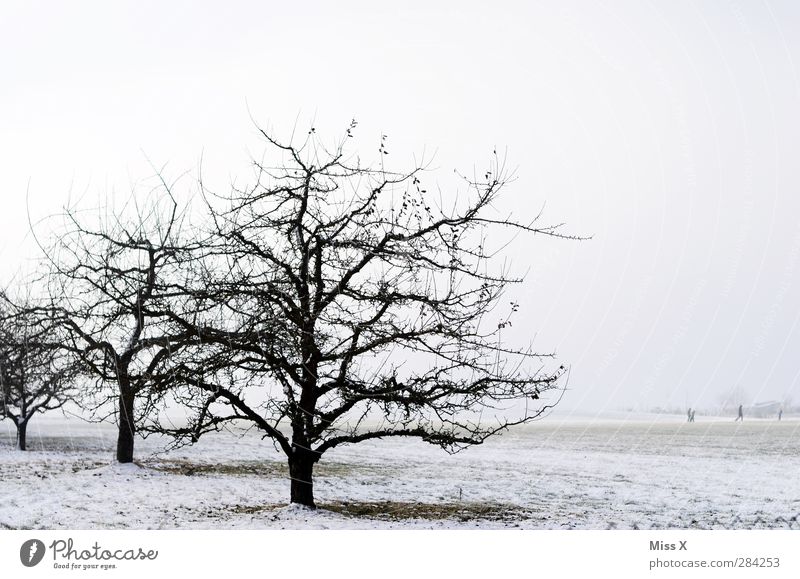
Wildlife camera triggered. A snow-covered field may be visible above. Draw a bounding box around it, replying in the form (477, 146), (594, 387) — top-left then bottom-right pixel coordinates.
(1, 414), (798, 529)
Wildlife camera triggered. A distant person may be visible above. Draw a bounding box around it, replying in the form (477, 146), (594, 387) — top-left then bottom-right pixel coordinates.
(690, 409), (696, 423)
(687, 408), (692, 423)
(778, 408), (783, 421)
(735, 404), (743, 422)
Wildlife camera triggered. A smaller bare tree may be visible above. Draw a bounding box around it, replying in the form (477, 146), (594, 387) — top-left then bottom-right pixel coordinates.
(0, 296), (77, 450)
(33, 179), (199, 462)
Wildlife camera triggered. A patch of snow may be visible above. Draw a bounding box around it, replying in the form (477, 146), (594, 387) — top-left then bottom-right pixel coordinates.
(1, 414), (798, 529)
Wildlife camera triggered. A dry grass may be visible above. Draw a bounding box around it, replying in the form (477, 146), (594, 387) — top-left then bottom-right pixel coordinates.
(146, 459), (286, 477)
(145, 459), (386, 478)
(141, 459), (533, 523)
(226, 500), (533, 522)
(322, 501), (532, 521)
(228, 503), (285, 515)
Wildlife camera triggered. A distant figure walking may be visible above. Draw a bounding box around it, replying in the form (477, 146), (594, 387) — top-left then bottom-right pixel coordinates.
(735, 404), (743, 422)
(687, 408), (692, 423)
(690, 409), (696, 423)
(778, 408), (783, 421)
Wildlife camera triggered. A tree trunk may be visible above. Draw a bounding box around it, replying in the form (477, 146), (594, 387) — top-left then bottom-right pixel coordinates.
(17, 420), (28, 451)
(289, 453), (316, 508)
(116, 387), (136, 463)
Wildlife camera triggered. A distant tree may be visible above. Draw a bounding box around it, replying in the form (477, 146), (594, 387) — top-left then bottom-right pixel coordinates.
(781, 393), (793, 414)
(0, 297), (77, 450)
(149, 123), (573, 507)
(718, 385), (748, 414)
(33, 182), (198, 462)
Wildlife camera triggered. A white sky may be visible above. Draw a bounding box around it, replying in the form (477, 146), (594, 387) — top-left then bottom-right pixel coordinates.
(2, 0), (799, 413)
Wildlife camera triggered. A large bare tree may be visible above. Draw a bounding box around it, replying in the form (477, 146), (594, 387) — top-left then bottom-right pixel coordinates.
(152, 123), (572, 507)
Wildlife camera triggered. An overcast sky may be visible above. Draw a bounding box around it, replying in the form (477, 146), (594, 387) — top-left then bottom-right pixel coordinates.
(2, 1), (799, 414)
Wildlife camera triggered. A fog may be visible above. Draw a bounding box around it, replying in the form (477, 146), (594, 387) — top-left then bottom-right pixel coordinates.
(2, 0), (799, 414)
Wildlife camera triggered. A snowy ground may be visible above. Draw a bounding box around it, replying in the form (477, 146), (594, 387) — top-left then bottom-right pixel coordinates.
(1, 414), (798, 529)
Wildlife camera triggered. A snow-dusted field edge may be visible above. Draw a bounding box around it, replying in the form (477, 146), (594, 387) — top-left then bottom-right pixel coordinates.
(2, 414), (798, 529)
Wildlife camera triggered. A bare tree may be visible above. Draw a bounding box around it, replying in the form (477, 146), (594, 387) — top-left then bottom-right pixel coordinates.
(0, 296), (77, 450)
(151, 123), (573, 507)
(718, 385), (748, 415)
(33, 180), (197, 463)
